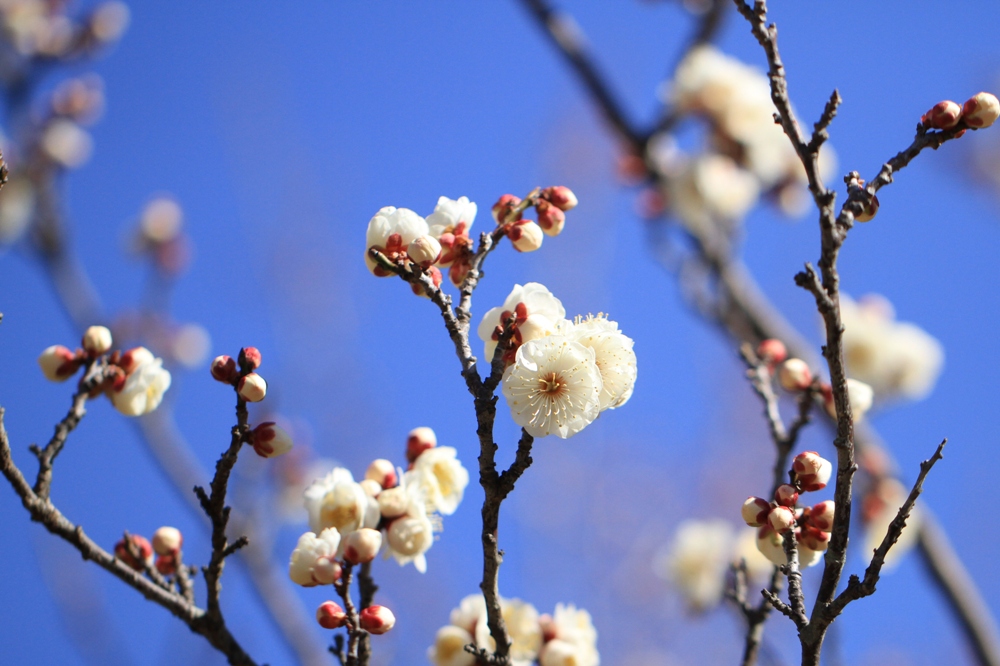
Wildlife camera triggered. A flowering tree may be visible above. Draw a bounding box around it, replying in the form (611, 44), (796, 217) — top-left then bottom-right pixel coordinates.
(1, 2), (999, 665)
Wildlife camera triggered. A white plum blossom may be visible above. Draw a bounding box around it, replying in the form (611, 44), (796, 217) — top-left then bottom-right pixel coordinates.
(303, 467), (377, 536)
(478, 282), (566, 361)
(656, 519), (735, 611)
(428, 625), (476, 666)
(563, 314), (637, 411)
(539, 604), (599, 666)
(0, 179), (36, 244)
(111, 356), (172, 416)
(501, 336), (603, 439)
(473, 596), (543, 666)
(288, 528), (342, 586)
(668, 153), (760, 235)
(384, 493), (436, 574)
(406, 446), (469, 516)
(426, 196), (477, 238)
(364, 206), (429, 276)
(840, 294), (944, 401)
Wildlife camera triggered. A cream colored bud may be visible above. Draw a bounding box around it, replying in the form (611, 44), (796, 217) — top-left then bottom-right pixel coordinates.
(237, 373), (267, 402)
(778, 358), (812, 391)
(921, 100), (962, 130)
(741, 496), (771, 527)
(343, 528), (382, 564)
(359, 479), (382, 497)
(508, 220), (544, 252)
(82, 325), (113, 355)
(963, 92), (1000, 129)
(408, 235), (442, 268)
(774, 484), (799, 508)
(152, 526), (182, 556)
(854, 194), (879, 223)
(808, 501), (835, 532)
(365, 459), (398, 489)
(250, 422), (292, 458)
(406, 427), (437, 463)
(792, 451), (833, 492)
(768, 505), (796, 534)
(38, 345), (79, 382)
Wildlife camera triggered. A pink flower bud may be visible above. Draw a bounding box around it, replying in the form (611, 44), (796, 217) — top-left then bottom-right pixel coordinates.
(155, 553), (177, 575)
(239, 347), (262, 370)
(756, 339), (787, 365)
(119, 346), (154, 374)
(778, 358), (812, 391)
(365, 459), (398, 489)
(800, 524), (831, 552)
(541, 185), (578, 211)
(507, 220), (544, 252)
(359, 605), (396, 635)
(807, 500), (835, 531)
(535, 199), (566, 237)
(741, 496), (771, 527)
(82, 325), (113, 355)
(250, 421), (293, 458)
(406, 426), (437, 463)
(210, 355), (238, 383)
(343, 528), (382, 564)
(921, 100), (962, 130)
(768, 505), (796, 534)
(854, 194), (879, 223)
(793, 451), (833, 492)
(38, 345), (81, 382)
(774, 484), (799, 508)
(237, 372), (267, 402)
(962, 92), (1000, 129)
(312, 558), (342, 585)
(411, 265), (443, 298)
(492, 194), (522, 223)
(407, 235), (442, 268)
(152, 526), (182, 556)
(115, 535), (152, 571)
(316, 601), (347, 629)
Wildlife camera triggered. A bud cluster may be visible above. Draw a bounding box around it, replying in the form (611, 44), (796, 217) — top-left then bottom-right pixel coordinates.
(492, 185), (578, 253)
(115, 526), (188, 579)
(921, 92), (1000, 132)
(741, 451), (836, 567)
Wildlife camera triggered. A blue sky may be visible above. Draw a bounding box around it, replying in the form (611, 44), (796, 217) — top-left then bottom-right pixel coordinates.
(1, 2), (999, 664)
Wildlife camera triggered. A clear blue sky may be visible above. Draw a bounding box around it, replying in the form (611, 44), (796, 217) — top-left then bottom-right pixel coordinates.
(1, 2), (998, 664)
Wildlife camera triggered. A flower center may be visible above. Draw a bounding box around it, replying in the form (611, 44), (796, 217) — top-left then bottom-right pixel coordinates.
(538, 371), (566, 396)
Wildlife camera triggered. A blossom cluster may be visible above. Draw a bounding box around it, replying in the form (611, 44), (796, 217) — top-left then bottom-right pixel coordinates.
(476, 283), (637, 438)
(364, 188), (577, 291)
(114, 525), (184, 576)
(428, 594), (599, 666)
(921, 92), (1000, 132)
(289, 426), (469, 584)
(742, 451), (836, 568)
(38, 325), (172, 417)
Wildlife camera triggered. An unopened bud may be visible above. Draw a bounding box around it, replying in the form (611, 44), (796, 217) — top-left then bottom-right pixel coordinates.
(154, 553), (177, 575)
(239, 347), (262, 370)
(359, 479), (382, 497)
(343, 528), (382, 564)
(962, 92), (1000, 129)
(210, 355), (238, 383)
(492, 194), (523, 223)
(800, 524), (831, 552)
(359, 605), (396, 635)
(365, 459), (398, 489)
(250, 421), (293, 458)
(741, 496), (771, 527)
(541, 185), (578, 211)
(377, 486), (410, 520)
(237, 373), (267, 402)
(793, 451), (833, 492)
(824, 378), (874, 422)
(778, 358), (812, 391)
(406, 427), (437, 463)
(316, 601), (348, 629)
(807, 500), (835, 531)
(921, 100), (962, 130)
(507, 220), (544, 252)
(115, 535), (152, 571)
(82, 325), (113, 355)
(768, 505), (796, 533)
(38, 345), (80, 382)
(313, 558), (342, 585)
(119, 346), (154, 374)
(535, 200), (565, 236)
(854, 194), (879, 223)
(774, 484), (799, 508)
(407, 235), (442, 268)
(152, 526), (182, 556)
(756, 339), (787, 365)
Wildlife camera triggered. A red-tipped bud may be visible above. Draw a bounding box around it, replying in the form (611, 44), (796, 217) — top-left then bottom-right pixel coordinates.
(406, 426), (437, 463)
(807, 500), (835, 531)
(359, 605), (396, 635)
(38, 345), (81, 382)
(313, 558), (342, 585)
(534, 199), (566, 236)
(741, 496), (771, 527)
(155, 553), (177, 575)
(507, 220), (544, 252)
(854, 194), (879, 223)
(408, 235), (442, 268)
(492, 194), (523, 223)
(793, 451), (833, 492)
(115, 535), (153, 571)
(211, 355), (238, 383)
(921, 100), (962, 130)
(774, 484), (799, 508)
(119, 346), (154, 374)
(962, 92), (1000, 129)
(541, 185), (578, 211)
(239, 347), (262, 370)
(237, 373), (267, 402)
(800, 524), (831, 552)
(152, 526), (182, 556)
(756, 339), (787, 365)
(250, 421), (293, 458)
(778, 358), (812, 391)
(82, 325), (113, 356)
(365, 459), (398, 489)
(768, 505), (797, 534)
(342, 528), (382, 564)
(316, 601), (347, 629)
